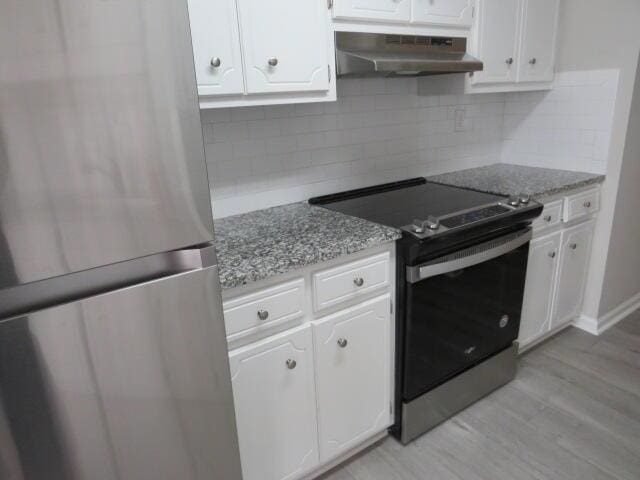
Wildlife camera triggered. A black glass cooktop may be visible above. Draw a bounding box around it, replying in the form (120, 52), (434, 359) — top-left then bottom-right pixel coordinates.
(309, 178), (506, 229)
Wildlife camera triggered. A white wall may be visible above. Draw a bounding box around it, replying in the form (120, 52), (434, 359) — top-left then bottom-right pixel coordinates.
(552, 0), (640, 321)
(203, 76), (505, 218)
(599, 56), (640, 316)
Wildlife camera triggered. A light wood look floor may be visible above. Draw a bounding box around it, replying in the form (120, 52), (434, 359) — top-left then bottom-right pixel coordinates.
(321, 312), (640, 480)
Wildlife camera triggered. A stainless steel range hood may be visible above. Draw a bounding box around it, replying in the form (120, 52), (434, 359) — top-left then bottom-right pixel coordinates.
(335, 32), (483, 78)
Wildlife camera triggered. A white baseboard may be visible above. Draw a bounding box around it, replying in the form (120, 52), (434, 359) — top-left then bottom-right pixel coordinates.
(575, 291), (640, 335)
(574, 314), (599, 335)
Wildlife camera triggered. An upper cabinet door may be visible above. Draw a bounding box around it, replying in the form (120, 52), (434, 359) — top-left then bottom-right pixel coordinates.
(312, 295), (392, 462)
(471, 0), (520, 85)
(187, 0), (244, 96)
(517, 0), (559, 83)
(411, 0), (474, 27)
(332, 0), (411, 23)
(237, 0), (330, 94)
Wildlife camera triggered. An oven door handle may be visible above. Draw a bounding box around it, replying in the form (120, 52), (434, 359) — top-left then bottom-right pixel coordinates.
(406, 229), (532, 283)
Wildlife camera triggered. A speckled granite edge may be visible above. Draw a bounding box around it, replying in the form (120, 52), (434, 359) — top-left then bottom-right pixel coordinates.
(213, 202), (401, 290)
(427, 164), (605, 199)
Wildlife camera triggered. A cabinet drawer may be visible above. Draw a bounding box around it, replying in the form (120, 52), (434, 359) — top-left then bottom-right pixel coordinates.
(564, 188), (600, 223)
(313, 253), (390, 311)
(532, 200), (563, 232)
(223, 279), (305, 341)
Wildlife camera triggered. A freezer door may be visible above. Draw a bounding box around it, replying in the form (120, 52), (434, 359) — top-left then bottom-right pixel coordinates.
(0, 266), (242, 480)
(0, 0), (214, 289)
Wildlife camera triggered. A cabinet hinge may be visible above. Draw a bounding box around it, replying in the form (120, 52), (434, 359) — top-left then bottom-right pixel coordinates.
(328, 64), (331, 83)
(327, 0), (333, 9)
(390, 402), (393, 415)
(472, 5), (475, 18)
(390, 300), (393, 314)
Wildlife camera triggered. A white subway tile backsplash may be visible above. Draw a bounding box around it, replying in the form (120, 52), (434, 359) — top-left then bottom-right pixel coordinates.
(204, 71), (619, 218)
(501, 69), (619, 173)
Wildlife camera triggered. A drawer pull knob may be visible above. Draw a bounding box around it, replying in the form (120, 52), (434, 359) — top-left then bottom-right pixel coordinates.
(337, 338), (348, 348)
(544, 215), (552, 222)
(506, 57), (514, 65)
(286, 359), (297, 370)
(499, 315), (510, 328)
(584, 201), (592, 208)
(569, 243), (578, 250)
(210, 57), (221, 67)
(529, 57), (537, 65)
(257, 309), (269, 321)
(353, 277), (364, 287)
(268, 57), (278, 67)
(548, 251), (556, 258)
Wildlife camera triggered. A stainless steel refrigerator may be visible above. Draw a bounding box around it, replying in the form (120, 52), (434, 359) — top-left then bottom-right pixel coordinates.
(0, 0), (243, 479)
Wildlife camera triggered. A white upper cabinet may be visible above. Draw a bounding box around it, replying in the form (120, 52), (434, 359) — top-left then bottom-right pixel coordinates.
(187, 0), (244, 96)
(518, 231), (561, 349)
(551, 220), (595, 329)
(411, 0), (474, 27)
(312, 295), (392, 462)
(229, 325), (319, 480)
(332, 0), (411, 23)
(468, 0), (559, 92)
(237, 0), (330, 94)
(517, 0), (560, 83)
(471, 0), (520, 85)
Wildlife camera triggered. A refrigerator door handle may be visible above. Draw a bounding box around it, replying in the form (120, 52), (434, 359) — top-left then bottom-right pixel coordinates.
(0, 244), (220, 322)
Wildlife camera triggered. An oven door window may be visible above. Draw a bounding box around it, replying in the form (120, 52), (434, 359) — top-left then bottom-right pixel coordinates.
(402, 241), (529, 402)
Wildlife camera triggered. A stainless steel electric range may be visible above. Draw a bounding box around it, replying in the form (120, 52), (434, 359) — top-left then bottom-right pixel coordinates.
(310, 178), (543, 444)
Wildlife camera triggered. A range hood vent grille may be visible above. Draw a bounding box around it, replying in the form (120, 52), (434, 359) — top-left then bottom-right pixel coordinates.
(335, 32), (483, 78)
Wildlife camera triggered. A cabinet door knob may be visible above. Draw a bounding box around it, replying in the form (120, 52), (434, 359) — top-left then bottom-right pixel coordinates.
(286, 359), (297, 370)
(268, 57), (278, 67)
(499, 315), (510, 328)
(257, 309), (269, 321)
(210, 57), (221, 68)
(337, 338), (348, 348)
(506, 57), (514, 65)
(569, 243), (578, 250)
(353, 277), (364, 287)
(584, 201), (592, 208)
(544, 215), (552, 222)
(548, 251), (556, 258)
(529, 57), (537, 65)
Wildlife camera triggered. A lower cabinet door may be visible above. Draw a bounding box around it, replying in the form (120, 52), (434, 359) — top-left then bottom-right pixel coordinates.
(518, 231), (561, 348)
(551, 220), (595, 328)
(228, 325), (319, 480)
(312, 295), (392, 462)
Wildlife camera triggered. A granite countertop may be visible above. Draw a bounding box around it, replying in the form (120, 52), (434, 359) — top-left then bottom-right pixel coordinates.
(213, 202), (402, 290)
(427, 164), (605, 199)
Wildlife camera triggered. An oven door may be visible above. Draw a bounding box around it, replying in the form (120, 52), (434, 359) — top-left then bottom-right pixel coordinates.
(402, 228), (531, 402)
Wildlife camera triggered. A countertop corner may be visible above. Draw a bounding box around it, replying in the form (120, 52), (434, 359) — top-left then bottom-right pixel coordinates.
(213, 202), (401, 290)
(426, 163), (605, 199)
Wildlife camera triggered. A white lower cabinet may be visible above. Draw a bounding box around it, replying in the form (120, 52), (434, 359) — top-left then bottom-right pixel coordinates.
(312, 295), (392, 462)
(229, 325), (319, 480)
(519, 209), (596, 351)
(551, 220), (596, 329)
(518, 231), (561, 348)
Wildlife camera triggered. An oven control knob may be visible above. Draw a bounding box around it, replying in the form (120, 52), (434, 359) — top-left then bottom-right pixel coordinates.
(519, 194), (531, 205)
(426, 215), (440, 230)
(508, 197), (520, 207)
(499, 315), (510, 328)
(412, 216), (440, 233)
